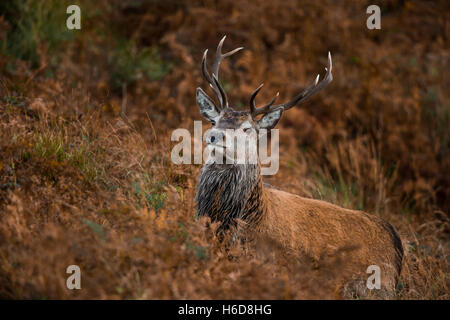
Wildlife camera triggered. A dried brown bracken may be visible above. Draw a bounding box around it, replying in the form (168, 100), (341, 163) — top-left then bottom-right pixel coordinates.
(0, 0), (448, 299)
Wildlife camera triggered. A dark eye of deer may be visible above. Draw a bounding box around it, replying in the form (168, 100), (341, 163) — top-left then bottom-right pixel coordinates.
(211, 120), (216, 126)
(243, 127), (252, 133)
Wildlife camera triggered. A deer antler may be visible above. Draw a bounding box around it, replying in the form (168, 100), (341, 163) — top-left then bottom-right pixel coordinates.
(250, 52), (333, 117)
(201, 36), (243, 110)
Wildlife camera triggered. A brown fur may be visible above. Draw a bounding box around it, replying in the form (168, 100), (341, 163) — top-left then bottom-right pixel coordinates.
(197, 161), (403, 295)
(247, 173), (403, 293)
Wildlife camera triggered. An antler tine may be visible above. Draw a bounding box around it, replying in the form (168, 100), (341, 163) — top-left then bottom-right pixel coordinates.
(249, 83), (264, 115)
(249, 84), (280, 117)
(250, 52), (333, 116)
(212, 74), (228, 109)
(212, 36), (244, 80)
(201, 36), (243, 110)
(201, 49), (222, 107)
(280, 51), (333, 111)
(201, 49), (212, 84)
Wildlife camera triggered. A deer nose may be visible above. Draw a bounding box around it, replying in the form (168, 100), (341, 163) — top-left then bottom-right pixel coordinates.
(207, 129), (224, 145)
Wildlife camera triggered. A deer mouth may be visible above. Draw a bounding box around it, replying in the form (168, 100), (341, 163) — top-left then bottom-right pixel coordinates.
(205, 144), (242, 165)
(205, 143), (226, 154)
(205, 143), (226, 156)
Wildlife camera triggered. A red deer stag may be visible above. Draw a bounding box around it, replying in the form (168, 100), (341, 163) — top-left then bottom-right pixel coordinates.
(195, 36), (403, 294)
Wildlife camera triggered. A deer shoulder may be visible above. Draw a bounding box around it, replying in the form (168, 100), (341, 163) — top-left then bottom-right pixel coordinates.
(261, 187), (402, 284)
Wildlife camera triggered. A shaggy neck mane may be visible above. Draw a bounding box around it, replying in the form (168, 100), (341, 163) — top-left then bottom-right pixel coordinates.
(196, 164), (267, 231)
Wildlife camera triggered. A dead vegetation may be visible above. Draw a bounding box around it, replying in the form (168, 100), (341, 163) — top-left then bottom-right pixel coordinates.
(0, 0), (448, 299)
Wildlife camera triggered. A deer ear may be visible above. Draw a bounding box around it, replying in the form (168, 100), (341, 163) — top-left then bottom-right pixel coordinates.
(257, 108), (283, 129)
(196, 88), (220, 121)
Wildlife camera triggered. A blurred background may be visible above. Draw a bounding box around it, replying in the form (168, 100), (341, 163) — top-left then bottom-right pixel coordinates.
(0, 0), (448, 299)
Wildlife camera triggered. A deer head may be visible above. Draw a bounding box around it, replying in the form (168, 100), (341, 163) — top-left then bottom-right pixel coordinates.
(196, 36), (333, 165)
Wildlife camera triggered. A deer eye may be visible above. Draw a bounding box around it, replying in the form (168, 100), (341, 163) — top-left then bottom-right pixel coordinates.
(211, 120), (216, 126)
(243, 127), (252, 133)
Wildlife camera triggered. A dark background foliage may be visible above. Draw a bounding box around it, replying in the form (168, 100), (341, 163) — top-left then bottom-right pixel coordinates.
(0, 0), (448, 299)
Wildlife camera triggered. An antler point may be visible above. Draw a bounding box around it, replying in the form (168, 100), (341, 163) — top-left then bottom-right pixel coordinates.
(218, 36), (226, 49)
(328, 52), (332, 72)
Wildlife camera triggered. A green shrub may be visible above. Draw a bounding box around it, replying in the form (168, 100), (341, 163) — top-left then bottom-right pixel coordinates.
(0, 0), (76, 67)
(108, 39), (172, 92)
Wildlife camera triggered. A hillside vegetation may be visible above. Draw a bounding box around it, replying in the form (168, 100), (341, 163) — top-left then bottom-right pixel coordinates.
(0, 0), (448, 299)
